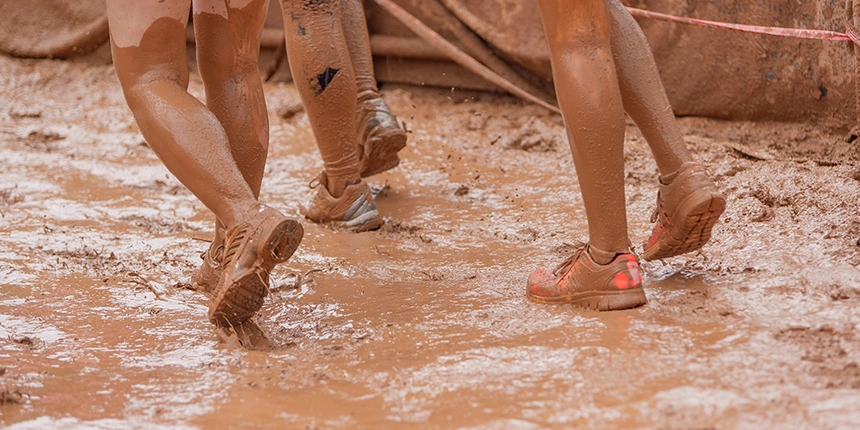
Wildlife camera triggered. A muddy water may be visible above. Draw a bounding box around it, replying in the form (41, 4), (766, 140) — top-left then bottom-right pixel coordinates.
(2, 55), (860, 429)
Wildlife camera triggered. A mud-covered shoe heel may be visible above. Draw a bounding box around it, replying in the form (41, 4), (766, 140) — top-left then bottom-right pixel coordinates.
(209, 206), (304, 327)
(212, 270), (269, 326)
(264, 218), (303, 264)
(643, 162), (726, 261)
(357, 96), (407, 178)
(301, 171), (382, 233)
(361, 128), (406, 178)
(588, 289), (648, 311)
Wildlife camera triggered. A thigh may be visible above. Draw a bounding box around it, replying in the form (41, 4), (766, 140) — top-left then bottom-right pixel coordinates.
(107, 0), (192, 89)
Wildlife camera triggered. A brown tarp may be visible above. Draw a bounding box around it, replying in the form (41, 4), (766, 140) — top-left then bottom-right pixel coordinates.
(1, 0), (854, 127)
(0, 1), (108, 59)
(371, 0), (856, 127)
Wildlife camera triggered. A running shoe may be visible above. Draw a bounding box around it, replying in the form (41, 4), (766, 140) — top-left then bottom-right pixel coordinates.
(209, 205), (303, 326)
(642, 162), (726, 260)
(527, 245), (647, 311)
(356, 94), (407, 178)
(301, 171), (382, 232)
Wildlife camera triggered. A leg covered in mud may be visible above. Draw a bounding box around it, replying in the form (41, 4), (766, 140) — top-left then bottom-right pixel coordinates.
(604, 0), (725, 260)
(107, 0), (302, 326)
(191, 0), (272, 292)
(341, 0), (407, 178)
(527, 0), (645, 310)
(282, 0), (381, 232)
(194, 0), (271, 197)
(108, 1), (258, 228)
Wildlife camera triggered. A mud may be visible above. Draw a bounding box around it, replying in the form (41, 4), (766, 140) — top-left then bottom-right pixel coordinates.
(0, 1), (108, 59)
(2, 54), (860, 428)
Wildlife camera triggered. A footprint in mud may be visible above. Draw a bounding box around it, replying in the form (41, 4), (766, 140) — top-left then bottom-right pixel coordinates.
(215, 320), (279, 352)
(775, 326), (860, 389)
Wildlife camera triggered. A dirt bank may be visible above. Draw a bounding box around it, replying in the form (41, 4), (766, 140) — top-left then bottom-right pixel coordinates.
(1, 55), (859, 428)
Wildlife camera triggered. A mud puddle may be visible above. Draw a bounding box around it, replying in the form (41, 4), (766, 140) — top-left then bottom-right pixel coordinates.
(1, 55), (860, 428)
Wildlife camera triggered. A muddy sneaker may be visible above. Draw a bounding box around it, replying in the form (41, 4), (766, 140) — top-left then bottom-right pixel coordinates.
(527, 245), (647, 311)
(642, 162), (726, 261)
(209, 205), (303, 327)
(190, 227), (225, 294)
(300, 171), (382, 232)
(356, 94), (407, 178)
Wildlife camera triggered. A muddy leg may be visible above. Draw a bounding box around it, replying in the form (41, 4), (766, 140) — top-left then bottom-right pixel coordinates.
(604, 0), (725, 260)
(536, 0), (629, 257)
(606, 0), (690, 175)
(340, 0), (376, 99)
(340, 0), (408, 178)
(525, 0), (646, 311)
(107, 0), (257, 228)
(193, 0), (270, 256)
(282, 0), (360, 197)
(194, 0), (270, 198)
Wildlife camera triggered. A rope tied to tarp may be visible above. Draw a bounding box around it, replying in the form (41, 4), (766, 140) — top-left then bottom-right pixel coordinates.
(373, 0), (860, 113)
(625, 6), (860, 47)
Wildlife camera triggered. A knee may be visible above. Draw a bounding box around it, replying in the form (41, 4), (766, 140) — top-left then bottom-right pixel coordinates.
(198, 54), (259, 85)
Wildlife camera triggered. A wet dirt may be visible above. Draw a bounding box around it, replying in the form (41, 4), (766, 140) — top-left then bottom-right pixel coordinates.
(1, 54), (860, 429)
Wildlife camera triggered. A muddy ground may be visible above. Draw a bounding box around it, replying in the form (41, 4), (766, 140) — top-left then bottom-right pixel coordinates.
(1, 52), (860, 429)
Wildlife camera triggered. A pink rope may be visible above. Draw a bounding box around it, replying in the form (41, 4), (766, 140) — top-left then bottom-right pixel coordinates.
(626, 6), (860, 47)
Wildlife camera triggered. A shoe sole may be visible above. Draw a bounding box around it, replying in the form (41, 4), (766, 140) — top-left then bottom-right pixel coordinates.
(264, 218), (304, 264)
(360, 128), (407, 178)
(643, 192), (727, 261)
(331, 209), (383, 233)
(527, 288), (647, 311)
(209, 219), (303, 326)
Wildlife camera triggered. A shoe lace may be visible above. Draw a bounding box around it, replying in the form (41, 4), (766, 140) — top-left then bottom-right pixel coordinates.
(553, 245), (586, 276)
(308, 173), (323, 189)
(650, 193), (664, 223)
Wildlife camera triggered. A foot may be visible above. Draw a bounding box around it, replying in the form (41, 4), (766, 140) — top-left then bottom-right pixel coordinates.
(301, 171), (382, 232)
(356, 94), (407, 178)
(642, 162), (726, 261)
(209, 205), (303, 327)
(190, 227), (225, 294)
(527, 244), (647, 311)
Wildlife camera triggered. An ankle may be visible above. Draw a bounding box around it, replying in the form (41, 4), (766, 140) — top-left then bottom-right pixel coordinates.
(326, 174), (361, 199)
(588, 244), (625, 265)
(660, 161), (699, 186)
(357, 89), (380, 104)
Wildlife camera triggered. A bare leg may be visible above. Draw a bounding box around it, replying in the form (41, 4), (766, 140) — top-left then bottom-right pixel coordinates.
(282, 0), (360, 198)
(603, 0), (725, 260)
(340, 0), (408, 178)
(109, 0), (303, 325)
(194, 0), (271, 197)
(107, 0), (257, 228)
(525, 0), (646, 311)
(607, 0), (690, 176)
(340, 0), (377, 100)
(537, 0), (629, 258)
(193, 0), (270, 248)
